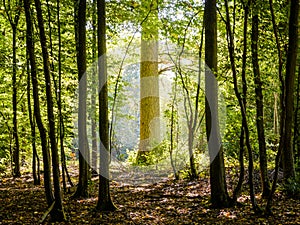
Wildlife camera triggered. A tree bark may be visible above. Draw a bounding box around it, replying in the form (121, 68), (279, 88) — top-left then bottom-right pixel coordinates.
(24, 0), (54, 209)
(34, 0), (65, 220)
(27, 52), (40, 185)
(137, 0), (160, 164)
(223, 0), (261, 213)
(251, 0), (271, 198)
(3, 0), (22, 178)
(96, 0), (116, 211)
(281, 0), (299, 180)
(73, 0), (89, 199)
(205, 0), (230, 208)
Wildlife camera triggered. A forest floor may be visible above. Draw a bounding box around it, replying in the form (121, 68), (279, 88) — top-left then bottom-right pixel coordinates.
(0, 166), (299, 224)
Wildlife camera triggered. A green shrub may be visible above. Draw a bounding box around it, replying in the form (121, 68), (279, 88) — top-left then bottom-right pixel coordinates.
(284, 174), (300, 199)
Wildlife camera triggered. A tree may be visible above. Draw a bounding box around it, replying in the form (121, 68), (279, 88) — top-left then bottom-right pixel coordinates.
(251, 0), (271, 198)
(3, 0), (21, 178)
(24, 0), (54, 218)
(73, 0), (89, 198)
(137, 0), (160, 164)
(34, 0), (65, 220)
(281, 0), (299, 180)
(91, 0), (98, 176)
(26, 51), (40, 185)
(96, 0), (116, 211)
(204, 0), (230, 208)
(223, 0), (260, 213)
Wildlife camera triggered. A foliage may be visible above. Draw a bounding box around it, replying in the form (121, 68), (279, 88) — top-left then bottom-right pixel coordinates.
(284, 174), (300, 198)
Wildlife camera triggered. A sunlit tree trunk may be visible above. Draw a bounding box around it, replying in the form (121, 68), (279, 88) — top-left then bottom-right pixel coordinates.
(137, 0), (160, 164)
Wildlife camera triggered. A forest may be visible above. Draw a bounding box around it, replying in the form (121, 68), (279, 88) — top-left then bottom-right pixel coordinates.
(0, 0), (299, 224)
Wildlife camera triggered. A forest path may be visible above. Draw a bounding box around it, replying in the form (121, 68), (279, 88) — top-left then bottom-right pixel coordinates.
(0, 169), (299, 224)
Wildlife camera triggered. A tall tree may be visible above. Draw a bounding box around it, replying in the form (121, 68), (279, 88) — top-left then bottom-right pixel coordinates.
(26, 52), (40, 185)
(266, 0), (299, 212)
(96, 0), (116, 211)
(231, 0), (249, 203)
(3, 0), (21, 177)
(281, 0), (299, 180)
(24, 0), (54, 218)
(73, 0), (89, 198)
(137, 0), (160, 164)
(91, 0), (98, 176)
(34, 0), (65, 220)
(251, 0), (271, 198)
(223, 0), (260, 213)
(204, 0), (230, 208)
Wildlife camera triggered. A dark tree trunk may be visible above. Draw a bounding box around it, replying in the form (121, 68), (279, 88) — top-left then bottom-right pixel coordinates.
(27, 53), (40, 185)
(24, 0), (54, 207)
(73, 0), (89, 199)
(251, 0), (271, 198)
(204, 0), (230, 208)
(4, 0), (22, 178)
(223, 0), (260, 213)
(34, 0), (65, 221)
(96, 0), (116, 211)
(281, 0), (298, 180)
(232, 1), (249, 203)
(91, 0), (98, 176)
(265, 0), (287, 213)
(12, 25), (21, 178)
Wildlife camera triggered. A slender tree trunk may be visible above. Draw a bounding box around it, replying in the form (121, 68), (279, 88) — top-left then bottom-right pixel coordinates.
(3, 0), (22, 177)
(73, 0), (89, 199)
(12, 25), (21, 178)
(251, 0), (271, 198)
(296, 65), (300, 164)
(281, 0), (298, 180)
(91, 0), (98, 176)
(223, 0), (261, 213)
(265, 0), (285, 213)
(34, 0), (65, 220)
(24, 0), (54, 208)
(137, 0), (160, 164)
(27, 53), (40, 185)
(232, 1), (249, 203)
(96, 0), (116, 211)
(204, 0), (230, 208)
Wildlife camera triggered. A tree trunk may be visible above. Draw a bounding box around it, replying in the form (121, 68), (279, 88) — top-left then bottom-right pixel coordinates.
(27, 53), (40, 185)
(24, 0), (54, 208)
(73, 0), (89, 199)
(251, 0), (271, 198)
(223, 0), (261, 213)
(204, 0), (230, 208)
(12, 25), (20, 178)
(281, 0), (298, 180)
(96, 0), (116, 211)
(232, 1), (249, 203)
(137, 0), (160, 164)
(91, 0), (98, 176)
(34, 0), (65, 221)
(4, 1), (22, 178)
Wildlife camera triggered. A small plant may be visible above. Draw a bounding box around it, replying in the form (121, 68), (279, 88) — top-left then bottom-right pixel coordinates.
(284, 174), (300, 199)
